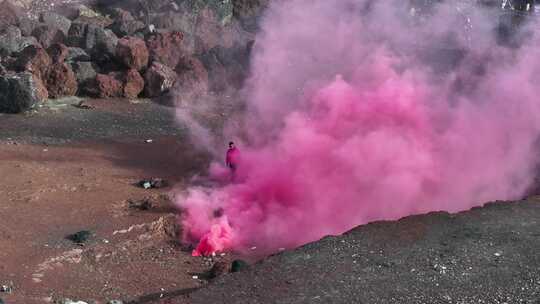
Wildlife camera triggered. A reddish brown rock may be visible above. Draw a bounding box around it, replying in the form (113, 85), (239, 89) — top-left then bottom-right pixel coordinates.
(145, 31), (188, 68)
(116, 37), (149, 71)
(47, 43), (69, 63)
(32, 73), (49, 101)
(86, 73), (123, 98)
(44, 62), (78, 98)
(144, 61), (177, 98)
(122, 69), (144, 98)
(176, 56), (208, 88)
(15, 45), (52, 80)
(32, 25), (66, 49)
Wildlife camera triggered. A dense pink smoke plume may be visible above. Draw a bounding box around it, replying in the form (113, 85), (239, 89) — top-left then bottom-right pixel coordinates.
(177, 0), (540, 256)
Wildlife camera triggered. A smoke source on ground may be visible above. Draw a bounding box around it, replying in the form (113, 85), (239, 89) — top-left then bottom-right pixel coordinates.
(177, 0), (540, 256)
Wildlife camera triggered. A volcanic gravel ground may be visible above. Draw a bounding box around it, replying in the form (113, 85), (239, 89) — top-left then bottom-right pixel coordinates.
(0, 98), (183, 145)
(182, 199), (540, 304)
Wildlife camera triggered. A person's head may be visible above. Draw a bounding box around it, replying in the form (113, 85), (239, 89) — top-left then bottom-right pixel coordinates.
(229, 141), (235, 149)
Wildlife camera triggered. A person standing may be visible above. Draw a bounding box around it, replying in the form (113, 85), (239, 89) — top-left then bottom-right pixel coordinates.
(226, 141), (239, 180)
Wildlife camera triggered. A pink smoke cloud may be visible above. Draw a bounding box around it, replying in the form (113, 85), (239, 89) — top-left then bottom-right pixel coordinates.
(177, 0), (540, 256)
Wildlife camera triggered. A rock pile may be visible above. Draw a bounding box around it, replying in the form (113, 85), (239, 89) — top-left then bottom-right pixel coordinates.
(0, 0), (264, 113)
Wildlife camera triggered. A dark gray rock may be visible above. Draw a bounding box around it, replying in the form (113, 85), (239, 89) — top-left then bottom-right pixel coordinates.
(66, 47), (91, 62)
(67, 22), (118, 59)
(108, 10), (145, 37)
(0, 26), (23, 56)
(0, 26), (41, 57)
(19, 18), (41, 37)
(70, 61), (97, 85)
(110, 19), (145, 37)
(32, 25), (66, 49)
(18, 36), (41, 51)
(40, 12), (72, 36)
(198, 44), (252, 91)
(230, 259), (249, 273)
(66, 230), (92, 244)
(0, 72), (47, 113)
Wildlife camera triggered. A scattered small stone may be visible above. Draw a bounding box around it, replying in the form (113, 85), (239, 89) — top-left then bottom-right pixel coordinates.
(230, 260), (249, 273)
(127, 198), (154, 210)
(0, 285), (12, 293)
(145, 139), (153, 143)
(206, 260), (231, 279)
(56, 299), (88, 304)
(74, 100), (94, 110)
(66, 230), (92, 244)
(138, 178), (168, 189)
(192, 275), (199, 280)
(107, 300), (123, 304)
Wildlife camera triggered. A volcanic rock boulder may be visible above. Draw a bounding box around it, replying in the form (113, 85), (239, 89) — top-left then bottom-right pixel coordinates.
(0, 0), (21, 31)
(0, 26), (22, 56)
(0, 26), (37, 56)
(67, 22), (118, 58)
(199, 44), (252, 91)
(233, 0), (269, 19)
(146, 31), (189, 68)
(109, 8), (145, 37)
(15, 45), (52, 80)
(32, 25), (66, 49)
(19, 18), (40, 37)
(85, 73), (123, 98)
(65, 47), (91, 62)
(233, 0), (269, 31)
(70, 61), (97, 85)
(47, 43), (69, 64)
(150, 11), (195, 31)
(0, 72), (48, 113)
(116, 37), (149, 71)
(194, 8), (223, 53)
(174, 56), (209, 102)
(144, 61), (177, 98)
(39, 12), (72, 36)
(122, 69), (144, 98)
(45, 63), (78, 98)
